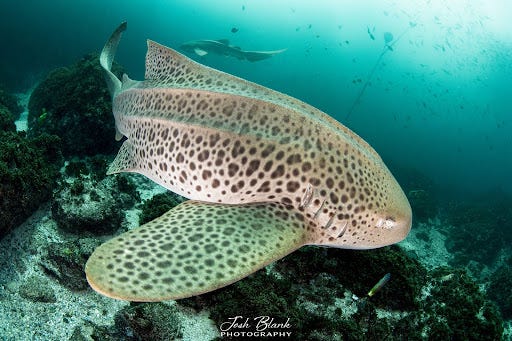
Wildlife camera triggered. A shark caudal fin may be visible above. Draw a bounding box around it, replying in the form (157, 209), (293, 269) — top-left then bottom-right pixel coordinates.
(100, 21), (127, 141)
(100, 21), (127, 98)
(243, 48), (287, 62)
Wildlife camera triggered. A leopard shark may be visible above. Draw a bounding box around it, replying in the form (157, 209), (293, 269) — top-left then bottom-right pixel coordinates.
(180, 38), (286, 62)
(85, 22), (412, 302)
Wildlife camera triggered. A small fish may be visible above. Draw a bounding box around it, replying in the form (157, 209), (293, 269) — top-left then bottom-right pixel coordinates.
(231, 27), (239, 33)
(367, 26), (375, 40)
(368, 273), (391, 297)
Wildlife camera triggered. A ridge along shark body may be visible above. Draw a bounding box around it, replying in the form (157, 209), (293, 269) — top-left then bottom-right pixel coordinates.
(180, 38), (286, 62)
(85, 22), (412, 302)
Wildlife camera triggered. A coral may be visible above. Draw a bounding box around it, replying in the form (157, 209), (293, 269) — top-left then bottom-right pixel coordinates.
(39, 238), (100, 291)
(0, 131), (62, 239)
(69, 320), (117, 341)
(138, 192), (186, 225)
(27, 53), (123, 157)
(0, 84), (23, 119)
(487, 258), (512, 319)
(18, 275), (57, 303)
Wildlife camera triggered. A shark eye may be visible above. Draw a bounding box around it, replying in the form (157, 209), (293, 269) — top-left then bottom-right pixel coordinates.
(375, 216), (396, 229)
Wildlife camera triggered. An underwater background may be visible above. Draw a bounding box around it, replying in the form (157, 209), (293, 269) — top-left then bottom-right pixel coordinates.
(0, 0), (511, 340)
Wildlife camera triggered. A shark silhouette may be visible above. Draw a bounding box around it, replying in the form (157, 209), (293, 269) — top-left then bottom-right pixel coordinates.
(180, 38), (286, 62)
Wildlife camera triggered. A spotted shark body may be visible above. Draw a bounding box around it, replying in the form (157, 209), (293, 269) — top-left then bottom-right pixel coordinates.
(85, 22), (412, 301)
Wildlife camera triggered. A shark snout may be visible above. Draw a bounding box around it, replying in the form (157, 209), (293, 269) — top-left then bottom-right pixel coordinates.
(378, 183), (412, 245)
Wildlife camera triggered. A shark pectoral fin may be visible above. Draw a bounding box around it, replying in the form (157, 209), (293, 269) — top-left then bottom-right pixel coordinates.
(194, 48), (208, 56)
(107, 139), (137, 175)
(115, 129), (124, 141)
(85, 200), (309, 301)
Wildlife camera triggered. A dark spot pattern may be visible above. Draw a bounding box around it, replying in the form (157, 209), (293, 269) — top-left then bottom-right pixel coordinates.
(96, 29), (411, 302)
(85, 201), (307, 301)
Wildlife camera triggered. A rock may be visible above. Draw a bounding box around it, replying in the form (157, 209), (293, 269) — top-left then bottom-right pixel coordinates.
(18, 276), (57, 303)
(52, 176), (125, 234)
(0, 85), (23, 120)
(0, 131), (62, 239)
(139, 192), (186, 225)
(69, 320), (117, 341)
(39, 238), (100, 291)
(114, 303), (183, 340)
(0, 103), (15, 132)
(27, 54), (123, 157)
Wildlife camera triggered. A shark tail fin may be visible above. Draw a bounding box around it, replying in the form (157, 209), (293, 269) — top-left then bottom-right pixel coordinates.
(100, 21), (127, 97)
(243, 48), (287, 62)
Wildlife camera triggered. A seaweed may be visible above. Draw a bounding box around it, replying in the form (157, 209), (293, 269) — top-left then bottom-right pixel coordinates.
(51, 171), (139, 234)
(179, 246), (504, 339)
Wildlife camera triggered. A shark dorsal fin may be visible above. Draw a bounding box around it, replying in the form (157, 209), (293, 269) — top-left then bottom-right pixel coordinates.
(143, 41), (381, 162)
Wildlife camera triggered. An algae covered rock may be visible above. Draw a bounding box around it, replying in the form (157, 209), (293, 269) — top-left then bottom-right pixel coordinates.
(421, 267), (503, 340)
(18, 275), (57, 303)
(139, 192), (186, 225)
(27, 53), (123, 157)
(113, 303), (183, 340)
(39, 238), (100, 291)
(52, 176), (124, 234)
(487, 258), (512, 319)
(0, 103), (16, 132)
(51, 159), (139, 234)
(0, 131), (62, 239)
(445, 198), (512, 266)
(70, 303), (183, 341)
(0, 85), (23, 120)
